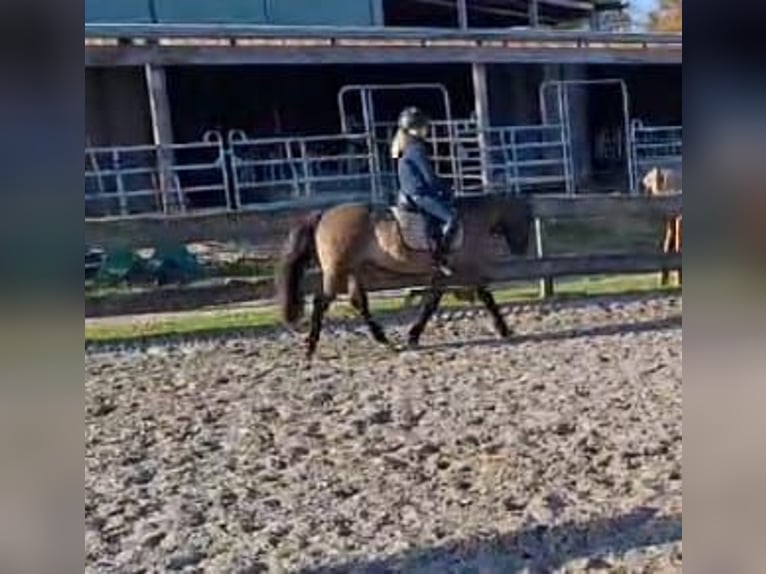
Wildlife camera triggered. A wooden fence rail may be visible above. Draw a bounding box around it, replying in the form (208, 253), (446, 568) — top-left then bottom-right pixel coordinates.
(84, 193), (682, 317)
(85, 250), (681, 318)
(85, 194), (682, 250)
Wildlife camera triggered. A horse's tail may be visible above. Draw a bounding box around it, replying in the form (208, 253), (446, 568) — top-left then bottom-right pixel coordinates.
(277, 211), (322, 326)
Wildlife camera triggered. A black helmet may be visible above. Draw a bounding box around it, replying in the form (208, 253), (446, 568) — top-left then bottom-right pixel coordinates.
(397, 107), (429, 131)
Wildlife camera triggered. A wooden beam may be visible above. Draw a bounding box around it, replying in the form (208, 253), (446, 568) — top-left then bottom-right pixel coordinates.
(84, 23), (681, 43)
(342, 252), (684, 288)
(529, 0), (541, 26)
(85, 194), (681, 251)
(86, 251), (682, 317)
(144, 64), (178, 213)
(457, 0), (469, 29)
(86, 43), (681, 67)
(529, 193), (682, 219)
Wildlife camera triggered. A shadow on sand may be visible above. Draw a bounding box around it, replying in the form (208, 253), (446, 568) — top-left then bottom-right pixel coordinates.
(408, 314), (682, 354)
(297, 506), (681, 573)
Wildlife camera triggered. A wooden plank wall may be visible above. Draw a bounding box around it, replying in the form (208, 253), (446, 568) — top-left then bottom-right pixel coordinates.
(85, 194), (682, 317)
(85, 194), (682, 250)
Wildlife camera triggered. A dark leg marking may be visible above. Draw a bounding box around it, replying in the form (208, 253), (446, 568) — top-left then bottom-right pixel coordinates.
(407, 286), (444, 347)
(306, 293), (332, 359)
(349, 277), (388, 345)
(475, 286), (511, 339)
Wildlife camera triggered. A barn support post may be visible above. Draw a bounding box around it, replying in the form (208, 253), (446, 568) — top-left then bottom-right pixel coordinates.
(471, 62), (492, 189)
(457, 0), (469, 29)
(144, 63), (180, 214)
(535, 217), (554, 298)
(529, 0), (540, 27)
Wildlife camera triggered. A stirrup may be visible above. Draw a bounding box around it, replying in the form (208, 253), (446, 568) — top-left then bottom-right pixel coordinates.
(432, 245), (453, 277)
(435, 262), (454, 277)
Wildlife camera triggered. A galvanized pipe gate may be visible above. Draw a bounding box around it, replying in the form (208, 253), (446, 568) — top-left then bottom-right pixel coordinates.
(86, 82), (681, 220)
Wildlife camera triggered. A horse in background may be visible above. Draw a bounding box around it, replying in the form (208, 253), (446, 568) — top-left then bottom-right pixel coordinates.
(642, 167), (682, 286)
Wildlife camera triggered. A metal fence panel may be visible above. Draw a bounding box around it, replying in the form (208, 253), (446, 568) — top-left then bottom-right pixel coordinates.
(86, 117), (666, 222)
(371, 119), (480, 196)
(85, 139), (228, 219)
(228, 132), (377, 209)
(484, 124), (571, 194)
(630, 120), (682, 192)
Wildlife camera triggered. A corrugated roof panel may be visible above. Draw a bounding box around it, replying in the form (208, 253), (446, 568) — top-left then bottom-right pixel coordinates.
(153, 0), (269, 23)
(268, 0), (382, 26)
(85, 0), (153, 23)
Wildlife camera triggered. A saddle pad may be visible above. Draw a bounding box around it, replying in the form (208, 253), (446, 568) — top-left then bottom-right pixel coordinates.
(390, 207), (464, 253)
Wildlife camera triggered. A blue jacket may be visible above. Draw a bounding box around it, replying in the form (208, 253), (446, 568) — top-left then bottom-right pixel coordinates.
(398, 138), (450, 200)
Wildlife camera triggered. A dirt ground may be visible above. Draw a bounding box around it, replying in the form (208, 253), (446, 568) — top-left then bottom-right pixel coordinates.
(85, 293), (682, 573)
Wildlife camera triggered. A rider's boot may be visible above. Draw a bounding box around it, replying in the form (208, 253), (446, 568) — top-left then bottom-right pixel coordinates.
(432, 223), (456, 277)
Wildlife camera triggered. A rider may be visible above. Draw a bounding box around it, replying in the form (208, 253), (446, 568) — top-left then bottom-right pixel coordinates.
(391, 106), (458, 276)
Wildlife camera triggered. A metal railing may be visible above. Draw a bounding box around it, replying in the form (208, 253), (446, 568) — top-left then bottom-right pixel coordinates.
(630, 120), (682, 192)
(484, 124), (571, 194)
(85, 137), (229, 219)
(369, 119), (470, 194)
(370, 119), (570, 195)
(85, 118), (678, 220)
(228, 131), (379, 209)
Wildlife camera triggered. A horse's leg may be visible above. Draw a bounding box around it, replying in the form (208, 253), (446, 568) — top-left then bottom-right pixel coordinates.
(660, 219), (673, 286)
(407, 285), (444, 347)
(306, 271), (341, 360)
(475, 286), (511, 339)
(674, 216), (682, 285)
(306, 293), (331, 359)
(348, 275), (388, 345)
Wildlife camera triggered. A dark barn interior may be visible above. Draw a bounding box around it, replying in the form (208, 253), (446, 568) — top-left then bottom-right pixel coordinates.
(167, 64), (475, 141)
(85, 61), (681, 207)
(165, 63), (681, 142)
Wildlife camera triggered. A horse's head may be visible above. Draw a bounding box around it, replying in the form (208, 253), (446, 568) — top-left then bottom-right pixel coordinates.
(642, 167), (664, 196)
(643, 167), (681, 196)
(491, 195), (532, 256)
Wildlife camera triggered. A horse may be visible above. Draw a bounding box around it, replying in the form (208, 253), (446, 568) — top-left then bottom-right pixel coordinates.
(642, 167), (682, 286)
(276, 194), (532, 358)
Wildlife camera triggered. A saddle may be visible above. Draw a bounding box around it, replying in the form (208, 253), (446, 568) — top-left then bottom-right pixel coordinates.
(390, 196), (464, 253)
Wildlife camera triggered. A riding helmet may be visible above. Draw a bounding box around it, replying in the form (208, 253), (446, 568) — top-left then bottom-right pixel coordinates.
(397, 106), (429, 131)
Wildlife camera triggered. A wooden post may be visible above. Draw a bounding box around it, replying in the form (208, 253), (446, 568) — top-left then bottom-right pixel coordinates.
(528, 0), (540, 27)
(457, 0), (469, 29)
(144, 63), (180, 213)
(535, 217), (554, 298)
(471, 62), (491, 189)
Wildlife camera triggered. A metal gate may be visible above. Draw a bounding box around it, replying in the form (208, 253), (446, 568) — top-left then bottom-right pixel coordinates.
(337, 83), (462, 196)
(85, 136), (229, 218)
(540, 79), (633, 194)
(629, 120), (682, 192)
(227, 129), (376, 209)
(483, 124), (572, 194)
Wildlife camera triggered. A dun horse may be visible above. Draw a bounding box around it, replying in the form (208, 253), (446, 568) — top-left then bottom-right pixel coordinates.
(642, 167), (682, 286)
(277, 195), (532, 358)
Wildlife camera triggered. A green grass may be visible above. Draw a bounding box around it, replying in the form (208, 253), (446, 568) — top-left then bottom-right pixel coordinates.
(85, 273), (677, 344)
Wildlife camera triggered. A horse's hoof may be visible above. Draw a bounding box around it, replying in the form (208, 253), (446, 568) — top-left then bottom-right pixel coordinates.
(372, 331), (390, 346)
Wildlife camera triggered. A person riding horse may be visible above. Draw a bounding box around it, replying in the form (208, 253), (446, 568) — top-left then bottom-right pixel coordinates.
(391, 106), (459, 276)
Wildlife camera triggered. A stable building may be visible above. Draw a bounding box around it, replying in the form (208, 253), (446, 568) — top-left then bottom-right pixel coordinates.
(85, 0), (682, 218)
